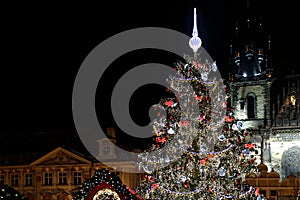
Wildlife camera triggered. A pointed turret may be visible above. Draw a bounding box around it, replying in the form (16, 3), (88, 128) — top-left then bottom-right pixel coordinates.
(228, 1), (273, 81)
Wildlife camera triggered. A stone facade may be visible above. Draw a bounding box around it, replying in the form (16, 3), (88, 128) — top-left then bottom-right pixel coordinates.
(230, 80), (272, 129)
(0, 145), (143, 200)
(0, 147), (92, 200)
(230, 75), (300, 180)
(227, 12), (300, 182)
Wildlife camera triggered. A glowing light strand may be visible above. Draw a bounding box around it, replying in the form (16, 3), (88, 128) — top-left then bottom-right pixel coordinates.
(179, 144), (235, 156)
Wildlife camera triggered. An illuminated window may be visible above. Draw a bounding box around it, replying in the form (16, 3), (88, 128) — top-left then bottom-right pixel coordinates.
(0, 174), (4, 183)
(291, 95), (296, 106)
(11, 173), (19, 187)
(44, 172), (53, 186)
(73, 171), (82, 185)
(58, 172), (67, 185)
(25, 173), (33, 186)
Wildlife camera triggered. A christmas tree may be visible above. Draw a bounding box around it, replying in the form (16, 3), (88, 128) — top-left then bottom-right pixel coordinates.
(135, 8), (259, 199)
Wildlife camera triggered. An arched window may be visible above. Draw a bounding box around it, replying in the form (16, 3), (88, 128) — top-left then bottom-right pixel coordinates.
(247, 94), (256, 119)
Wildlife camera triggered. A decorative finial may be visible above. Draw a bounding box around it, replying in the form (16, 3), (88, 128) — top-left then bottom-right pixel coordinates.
(258, 18), (263, 32)
(189, 8), (202, 53)
(235, 21), (239, 37)
(247, 18), (250, 29)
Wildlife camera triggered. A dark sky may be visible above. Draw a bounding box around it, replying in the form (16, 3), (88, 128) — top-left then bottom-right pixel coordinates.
(1, 0), (299, 139)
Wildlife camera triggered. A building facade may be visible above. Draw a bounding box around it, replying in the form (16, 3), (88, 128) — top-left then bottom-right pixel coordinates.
(0, 129), (143, 200)
(246, 163), (300, 199)
(227, 7), (300, 199)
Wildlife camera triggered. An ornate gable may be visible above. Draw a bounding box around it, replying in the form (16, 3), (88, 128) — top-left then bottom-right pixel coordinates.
(30, 147), (91, 166)
(275, 88), (300, 127)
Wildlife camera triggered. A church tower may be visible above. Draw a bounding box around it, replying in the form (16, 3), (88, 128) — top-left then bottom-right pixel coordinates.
(227, 4), (274, 131)
(227, 2), (300, 179)
(226, 1), (275, 170)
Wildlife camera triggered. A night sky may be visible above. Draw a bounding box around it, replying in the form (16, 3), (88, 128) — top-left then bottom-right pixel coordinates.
(1, 1), (299, 146)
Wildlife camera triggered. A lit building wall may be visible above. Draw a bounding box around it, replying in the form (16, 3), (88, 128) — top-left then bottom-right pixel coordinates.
(0, 147), (142, 200)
